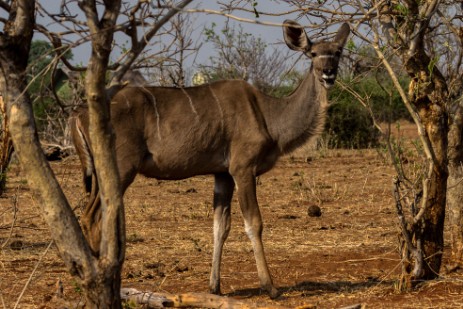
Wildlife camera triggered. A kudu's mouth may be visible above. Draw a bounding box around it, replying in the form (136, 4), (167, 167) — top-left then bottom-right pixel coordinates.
(321, 73), (336, 89)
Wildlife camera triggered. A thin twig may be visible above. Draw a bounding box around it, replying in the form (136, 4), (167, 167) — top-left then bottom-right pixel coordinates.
(393, 178), (415, 255)
(335, 79), (384, 134)
(335, 257), (400, 263)
(413, 162), (433, 224)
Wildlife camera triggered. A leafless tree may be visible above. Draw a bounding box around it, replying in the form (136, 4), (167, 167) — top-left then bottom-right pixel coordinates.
(198, 21), (291, 95)
(138, 11), (201, 87)
(368, 0), (463, 286)
(0, 0), (192, 307)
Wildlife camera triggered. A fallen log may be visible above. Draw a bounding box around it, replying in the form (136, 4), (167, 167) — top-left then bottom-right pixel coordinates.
(120, 288), (291, 309)
(121, 288), (364, 309)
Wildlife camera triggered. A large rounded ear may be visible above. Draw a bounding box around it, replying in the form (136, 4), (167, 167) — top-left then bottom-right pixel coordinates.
(283, 20), (312, 52)
(334, 23), (350, 48)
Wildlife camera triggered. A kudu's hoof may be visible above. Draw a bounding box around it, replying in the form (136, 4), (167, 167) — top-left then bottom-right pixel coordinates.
(209, 287), (221, 296)
(267, 286), (281, 299)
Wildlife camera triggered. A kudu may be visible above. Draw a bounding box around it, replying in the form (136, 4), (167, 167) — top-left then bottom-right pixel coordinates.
(71, 20), (350, 298)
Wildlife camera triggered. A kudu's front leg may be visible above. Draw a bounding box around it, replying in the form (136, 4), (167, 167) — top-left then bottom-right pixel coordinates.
(209, 173), (234, 295)
(232, 170), (280, 299)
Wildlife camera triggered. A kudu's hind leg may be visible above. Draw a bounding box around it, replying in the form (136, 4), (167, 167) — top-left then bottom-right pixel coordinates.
(232, 170), (280, 298)
(209, 173), (234, 295)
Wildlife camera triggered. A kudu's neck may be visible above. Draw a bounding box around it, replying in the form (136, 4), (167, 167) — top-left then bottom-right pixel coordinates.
(263, 65), (329, 154)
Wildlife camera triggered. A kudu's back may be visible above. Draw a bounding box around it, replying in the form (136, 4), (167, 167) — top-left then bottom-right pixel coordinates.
(71, 80), (270, 191)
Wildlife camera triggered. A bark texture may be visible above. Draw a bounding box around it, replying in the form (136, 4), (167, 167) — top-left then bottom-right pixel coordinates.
(78, 1), (126, 307)
(0, 95), (13, 195)
(404, 46), (448, 280)
(447, 104), (463, 271)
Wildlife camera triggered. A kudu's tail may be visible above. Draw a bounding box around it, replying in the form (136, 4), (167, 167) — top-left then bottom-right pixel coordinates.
(70, 112), (94, 193)
(70, 111), (103, 254)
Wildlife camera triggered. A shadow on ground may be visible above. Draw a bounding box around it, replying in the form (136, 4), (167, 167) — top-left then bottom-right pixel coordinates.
(226, 278), (393, 299)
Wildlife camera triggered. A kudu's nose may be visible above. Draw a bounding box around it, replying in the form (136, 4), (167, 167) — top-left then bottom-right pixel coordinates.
(323, 68), (335, 75)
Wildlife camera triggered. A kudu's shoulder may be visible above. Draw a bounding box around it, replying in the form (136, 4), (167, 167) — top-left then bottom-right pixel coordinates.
(112, 86), (153, 102)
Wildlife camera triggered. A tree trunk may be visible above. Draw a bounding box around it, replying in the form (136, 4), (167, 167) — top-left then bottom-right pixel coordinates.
(79, 1), (125, 307)
(447, 164), (463, 270)
(83, 272), (122, 308)
(419, 158), (447, 279)
(0, 95), (13, 195)
(405, 50), (449, 280)
(3, 42), (124, 309)
(447, 104), (463, 271)
(375, 0), (450, 282)
(0, 1), (92, 271)
(1, 1), (124, 308)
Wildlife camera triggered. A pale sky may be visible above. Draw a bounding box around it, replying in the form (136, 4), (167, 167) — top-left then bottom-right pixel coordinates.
(34, 1), (299, 69)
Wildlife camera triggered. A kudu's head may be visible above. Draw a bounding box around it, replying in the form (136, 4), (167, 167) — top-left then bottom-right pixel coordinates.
(283, 20), (350, 89)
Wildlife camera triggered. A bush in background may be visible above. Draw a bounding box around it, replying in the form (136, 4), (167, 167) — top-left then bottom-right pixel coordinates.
(323, 94), (380, 149)
(323, 76), (410, 149)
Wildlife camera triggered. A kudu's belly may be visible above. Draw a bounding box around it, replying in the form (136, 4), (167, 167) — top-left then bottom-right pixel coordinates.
(138, 150), (229, 180)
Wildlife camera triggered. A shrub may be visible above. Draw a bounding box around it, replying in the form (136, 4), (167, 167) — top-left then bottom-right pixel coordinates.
(358, 77), (410, 123)
(321, 76), (410, 149)
(323, 96), (380, 149)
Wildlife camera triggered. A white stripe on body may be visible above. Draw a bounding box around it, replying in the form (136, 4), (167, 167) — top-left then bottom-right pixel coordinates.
(181, 87), (199, 117)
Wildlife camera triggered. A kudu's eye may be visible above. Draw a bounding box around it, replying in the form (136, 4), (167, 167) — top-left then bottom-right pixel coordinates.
(310, 52), (317, 58)
(335, 49), (342, 57)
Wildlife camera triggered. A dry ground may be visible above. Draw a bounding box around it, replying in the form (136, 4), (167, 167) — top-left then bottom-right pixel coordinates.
(1, 122), (463, 308)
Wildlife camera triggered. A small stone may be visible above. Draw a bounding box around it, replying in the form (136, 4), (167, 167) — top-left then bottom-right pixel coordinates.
(175, 264), (189, 273)
(307, 205), (322, 217)
(10, 240), (24, 250)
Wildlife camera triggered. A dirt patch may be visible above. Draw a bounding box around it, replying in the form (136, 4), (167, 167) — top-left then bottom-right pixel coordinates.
(1, 126), (463, 308)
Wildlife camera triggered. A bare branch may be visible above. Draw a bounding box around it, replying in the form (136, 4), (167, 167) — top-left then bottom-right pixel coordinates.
(109, 0), (194, 89)
(0, 1), (10, 12)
